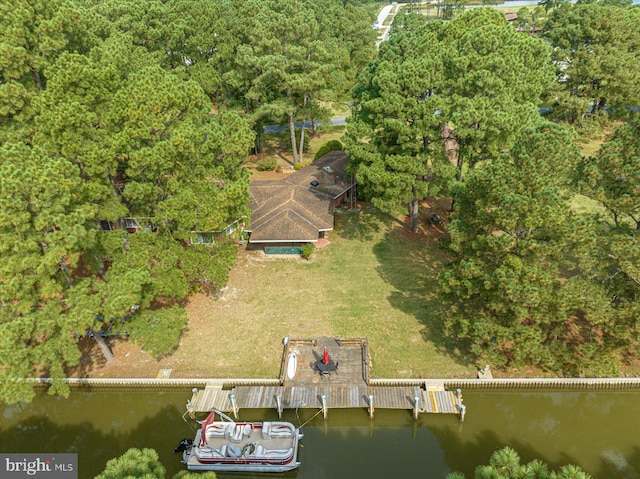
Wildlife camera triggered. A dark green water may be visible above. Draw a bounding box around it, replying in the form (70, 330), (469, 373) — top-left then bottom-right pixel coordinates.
(1, 389), (639, 478)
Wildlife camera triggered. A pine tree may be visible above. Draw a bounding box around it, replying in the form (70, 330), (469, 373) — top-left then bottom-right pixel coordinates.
(438, 123), (604, 374)
(545, 3), (640, 117)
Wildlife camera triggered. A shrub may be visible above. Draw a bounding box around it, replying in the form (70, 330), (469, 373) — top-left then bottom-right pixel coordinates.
(300, 243), (315, 260)
(314, 140), (343, 161)
(256, 157), (278, 171)
(293, 161), (311, 171)
(128, 305), (189, 358)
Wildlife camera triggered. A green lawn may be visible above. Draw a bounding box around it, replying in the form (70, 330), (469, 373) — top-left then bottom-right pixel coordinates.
(325, 208), (475, 377)
(578, 136), (606, 158)
(156, 187), (634, 380)
(180, 204), (475, 380)
(176, 195), (640, 381)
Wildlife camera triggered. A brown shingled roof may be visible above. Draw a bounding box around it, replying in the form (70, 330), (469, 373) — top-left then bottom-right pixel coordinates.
(285, 151), (352, 198)
(504, 11), (518, 22)
(247, 152), (353, 243)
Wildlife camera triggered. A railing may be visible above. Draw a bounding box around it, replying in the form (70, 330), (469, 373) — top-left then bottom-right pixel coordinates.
(17, 376), (640, 391)
(444, 378), (640, 390)
(23, 378), (279, 390)
(265, 247), (302, 255)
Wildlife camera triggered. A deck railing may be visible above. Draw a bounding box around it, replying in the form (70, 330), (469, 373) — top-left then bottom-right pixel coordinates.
(16, 376), (640, 391)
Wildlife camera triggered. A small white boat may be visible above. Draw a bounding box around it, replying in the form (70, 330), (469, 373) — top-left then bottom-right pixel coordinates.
(179, 409), (303, 473)
(287, 350), (298, 380)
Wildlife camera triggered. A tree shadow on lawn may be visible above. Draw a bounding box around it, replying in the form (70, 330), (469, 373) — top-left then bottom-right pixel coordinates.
(372, 225), (474, 370)
(334, 203), (390, 241)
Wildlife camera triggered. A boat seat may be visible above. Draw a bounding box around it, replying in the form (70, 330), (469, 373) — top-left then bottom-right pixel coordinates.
(254, 445), (265, 458)
(205, 423), (226, 438)
(261, 422), (271, 439)
(224, 423), (235, 440)
(230, 423), (252, 442)
(263, 448), (294, 459)
(195, 445), (226, 459)
(269, 423), (293, 438)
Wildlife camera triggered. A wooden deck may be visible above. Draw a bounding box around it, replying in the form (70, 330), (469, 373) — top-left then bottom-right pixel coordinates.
(189, 384), (459, 414)
(281, 337), (370, 387)
(187, 337), (464, 419)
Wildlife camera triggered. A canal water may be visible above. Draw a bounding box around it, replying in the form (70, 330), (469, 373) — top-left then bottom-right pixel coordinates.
(1, 389), (639, 478)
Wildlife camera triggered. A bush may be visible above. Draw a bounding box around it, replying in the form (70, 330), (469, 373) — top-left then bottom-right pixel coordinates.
(128, 305), (189, 358)
(256, 157), (278, 171)
(293, 161), (311, 170)
(300, 243), (315, 260)
(314, 140), (343, 161)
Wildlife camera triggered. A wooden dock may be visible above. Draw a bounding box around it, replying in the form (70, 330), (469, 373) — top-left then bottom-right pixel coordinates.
(189, 384), (459, 414)
(186, 337), (464, 420)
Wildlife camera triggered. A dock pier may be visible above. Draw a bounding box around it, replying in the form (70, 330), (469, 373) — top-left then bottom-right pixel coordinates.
(187, 337), (465, 420)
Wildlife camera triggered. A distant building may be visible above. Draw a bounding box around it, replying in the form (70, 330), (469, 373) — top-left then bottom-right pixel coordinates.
(504, 11), (518, 23)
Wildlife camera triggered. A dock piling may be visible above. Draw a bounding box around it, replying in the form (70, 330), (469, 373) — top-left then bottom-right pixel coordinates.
(413, 396), (420, 420)
(276, 394), (282, 418)
(229, 393), (238, 419)
(368, 394), (374, 419)
(321, 394), (328, 419)
(454, 389), (465, 421)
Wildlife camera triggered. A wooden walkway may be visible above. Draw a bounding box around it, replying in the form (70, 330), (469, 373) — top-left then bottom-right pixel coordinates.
(188, 384), (459, 414)
(186, 337), (464, 419)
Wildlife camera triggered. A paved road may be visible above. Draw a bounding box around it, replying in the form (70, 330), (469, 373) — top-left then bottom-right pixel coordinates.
(263, 117), (346, 135)
(376, 4), (395, 26)
(376, 4), (405, 45)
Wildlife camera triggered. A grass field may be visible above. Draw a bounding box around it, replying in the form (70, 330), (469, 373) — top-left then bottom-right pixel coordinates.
(79, 120), (636, 380)
(182, 200), (474, 379)
(84, 199), (477, 380)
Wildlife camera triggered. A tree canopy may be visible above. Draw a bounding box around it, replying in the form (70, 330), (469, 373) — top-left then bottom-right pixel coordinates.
(448, 446), (593, 479)
(571, 120), (640, 362)
(225, 0), (376, 160)
(345, 9), (553, 231)
(544, 2), (640, 122)
(96, 448), (218, 479)
(437, 123), (608, 374)
(0, 0), (379, 404)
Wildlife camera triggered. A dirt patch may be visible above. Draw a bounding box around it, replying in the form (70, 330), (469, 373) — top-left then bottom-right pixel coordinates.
(68, 337), (160, 379)
(395, 198), (451, 244)
(69, 249), (298, 378)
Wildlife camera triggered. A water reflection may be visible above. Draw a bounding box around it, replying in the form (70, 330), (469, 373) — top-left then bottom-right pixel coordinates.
(0, 391), (192, 478)
(1, 389), (640, 478)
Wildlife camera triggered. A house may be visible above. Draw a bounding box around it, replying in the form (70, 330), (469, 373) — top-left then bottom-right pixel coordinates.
(246, 151), (355, 253)
(504, 11), (518, 23)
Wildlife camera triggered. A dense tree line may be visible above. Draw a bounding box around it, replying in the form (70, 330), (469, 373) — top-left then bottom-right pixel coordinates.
(345, 9), (553, 231)
(0, 0), (376, 403)
(346, 5), (640, 375)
